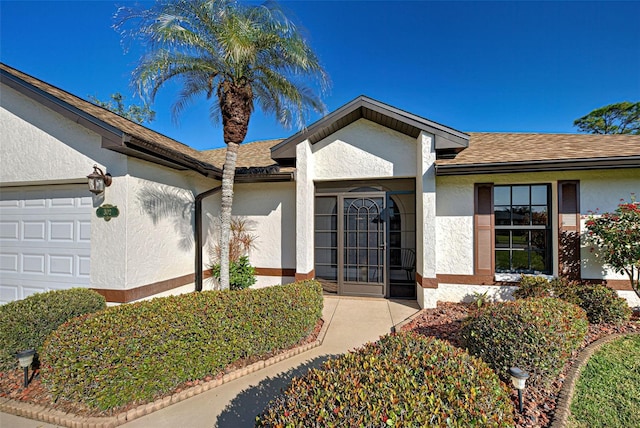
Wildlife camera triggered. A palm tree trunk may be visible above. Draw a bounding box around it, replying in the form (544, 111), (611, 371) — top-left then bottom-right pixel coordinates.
(219, 142), (239, 290)
(217, 81), (252, 290)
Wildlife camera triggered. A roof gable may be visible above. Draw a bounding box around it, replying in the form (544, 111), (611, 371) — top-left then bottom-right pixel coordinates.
(1, 62), (221, 178)
(270, 96), (469, 161)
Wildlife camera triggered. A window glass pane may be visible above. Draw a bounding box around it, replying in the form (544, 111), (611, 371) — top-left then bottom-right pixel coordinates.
(531, 250), (547, 272)
(346, 231), (357, 247)
(494, 186), (510, 206)
(530, 230), (547, 250)
(345, 266), (357, 282)
(531, 206), (548, 225)
(358, 232), (368, 247)
(316, 249), (336, 264)
(512, 206), (530, 225)
(495, 250), (510, 271)
(495, 230), (510, 248)
(495, 207), (511, 225)
(346, 249), (357, 264)
(315, 215), (336, 230)
(315, 197), (337, 215)
(315, 265), (337, 281)
(512, 186), (530, 206)
(368, 250), (379, 265)
(512, 230), (529, 249)
(531, 185), (548, 205)
(315, 231), (336, 247)
(512, 251), (529, 271)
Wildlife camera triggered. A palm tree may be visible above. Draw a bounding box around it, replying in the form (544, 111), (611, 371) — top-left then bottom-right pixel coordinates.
(115, 0), (328, 289)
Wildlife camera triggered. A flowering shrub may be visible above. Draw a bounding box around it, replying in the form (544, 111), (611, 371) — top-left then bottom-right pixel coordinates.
(584, 196), (640, 299)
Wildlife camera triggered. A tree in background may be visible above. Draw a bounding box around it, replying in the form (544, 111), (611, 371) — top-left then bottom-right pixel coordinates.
(584, 196), (640, 299)
(89, 92), (155, 124)
(115, 0), (328, 289)
(573, 101), (639, 135)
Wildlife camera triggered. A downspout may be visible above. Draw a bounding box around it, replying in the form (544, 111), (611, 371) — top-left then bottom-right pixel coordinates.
(195, 186), (222, 292)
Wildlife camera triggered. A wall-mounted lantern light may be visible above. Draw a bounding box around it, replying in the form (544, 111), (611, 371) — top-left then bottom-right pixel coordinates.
(16, 349), (35, 388)
(87, 165), (112, 195)
(509, 366), (530, 413)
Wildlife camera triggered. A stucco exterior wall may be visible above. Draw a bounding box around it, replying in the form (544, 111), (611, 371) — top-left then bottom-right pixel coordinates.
(312, 119), (416, 180)
(1, 82), (220, 297)
(435, 179), (474, 274)
(433, 168), (640, 307)
(0, 84), (123, 185)
(578, 168), (639, 282)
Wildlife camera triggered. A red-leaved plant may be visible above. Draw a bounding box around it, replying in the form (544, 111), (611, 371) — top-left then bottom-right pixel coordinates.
(584, 195), (640, 299)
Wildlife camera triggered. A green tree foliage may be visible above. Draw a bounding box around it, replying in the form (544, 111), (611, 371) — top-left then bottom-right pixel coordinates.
(88, 92), (155, 124)
(573, 101), (640, 134)
(115, 0), (328, 289)
(585, 196), (640, 299)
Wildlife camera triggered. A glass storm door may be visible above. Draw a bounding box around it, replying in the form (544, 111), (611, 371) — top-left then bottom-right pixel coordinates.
(340, 194), (386, 296)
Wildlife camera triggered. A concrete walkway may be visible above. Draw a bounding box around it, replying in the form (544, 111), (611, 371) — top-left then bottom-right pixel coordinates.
(1, 296), (420, 428)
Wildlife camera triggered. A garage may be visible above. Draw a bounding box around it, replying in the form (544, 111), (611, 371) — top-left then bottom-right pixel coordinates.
(0, 185), (91, 304)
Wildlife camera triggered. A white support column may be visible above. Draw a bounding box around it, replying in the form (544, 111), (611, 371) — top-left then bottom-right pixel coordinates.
(415, 131), (438, 308)
(295, 140), (315, 279)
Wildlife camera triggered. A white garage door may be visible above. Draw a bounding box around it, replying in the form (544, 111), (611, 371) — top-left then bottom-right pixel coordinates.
(0, 185), (91, 304)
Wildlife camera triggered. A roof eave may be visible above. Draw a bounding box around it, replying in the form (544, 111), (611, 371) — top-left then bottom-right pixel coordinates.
(2, 67), (223, 179)
(2, 68), (127, 143)
(271, 95), (469, 161)
(435, 156), (640, 176)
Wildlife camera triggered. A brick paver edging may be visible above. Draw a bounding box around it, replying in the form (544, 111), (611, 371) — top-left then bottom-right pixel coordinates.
(0, 317), (330, 428)
(550, 331), (640, 428)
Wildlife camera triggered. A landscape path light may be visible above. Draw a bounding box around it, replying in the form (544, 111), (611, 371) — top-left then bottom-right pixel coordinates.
(509, 366), (530, 413)
(16, 349), (35, 388)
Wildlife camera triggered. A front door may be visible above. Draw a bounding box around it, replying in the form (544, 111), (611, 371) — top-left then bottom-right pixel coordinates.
(339, 193), (386, 296)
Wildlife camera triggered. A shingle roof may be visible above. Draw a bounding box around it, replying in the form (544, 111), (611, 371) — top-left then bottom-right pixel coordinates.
(439, 132), (640, 165)
(201, 139), (283, 168)
(1, 62), (221, 177)
(435, 132), (640, 174)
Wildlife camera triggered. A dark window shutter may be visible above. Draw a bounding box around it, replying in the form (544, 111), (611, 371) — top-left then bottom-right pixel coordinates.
(475, 183), (494, 275)
(558, 181), (580, 280)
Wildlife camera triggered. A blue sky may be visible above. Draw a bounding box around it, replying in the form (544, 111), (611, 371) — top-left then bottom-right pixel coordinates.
(1, 1), (639, 151)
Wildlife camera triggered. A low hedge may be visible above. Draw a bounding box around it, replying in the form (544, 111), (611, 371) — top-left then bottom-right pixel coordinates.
(460, 297), (588, 387)
(0, 288), (105, 372)
(564, 283), (631, 324)
(41, 280), (322, 410)
(515, 276), (631, 324)
(257, 332), (515, 427)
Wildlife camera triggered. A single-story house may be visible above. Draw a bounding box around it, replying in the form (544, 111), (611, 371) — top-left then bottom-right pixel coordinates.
(1, 63), (639, 308)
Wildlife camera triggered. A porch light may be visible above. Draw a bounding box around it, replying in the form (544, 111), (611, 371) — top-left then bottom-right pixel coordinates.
(87, 165), (112, 195)
(16, 349), (35, 388)
(509, 367), (529, 413)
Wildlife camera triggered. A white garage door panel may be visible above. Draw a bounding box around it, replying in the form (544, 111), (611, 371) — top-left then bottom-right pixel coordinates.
(0, 186), (91, 304)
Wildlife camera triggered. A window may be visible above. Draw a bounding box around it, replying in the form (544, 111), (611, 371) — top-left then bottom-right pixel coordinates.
(494, 184), (551, 274)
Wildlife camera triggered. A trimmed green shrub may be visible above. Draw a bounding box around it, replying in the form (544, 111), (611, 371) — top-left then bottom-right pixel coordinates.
(513, 275), (556, 299)
(41, 280), (322, 410)
(257, 332), (515, 427)
(460, 298), (588, 387)
(515, 276), (631, 325)
(0, 288), (105, 372)
(562, 284), (632, 324)
(211, 255), (256, 290)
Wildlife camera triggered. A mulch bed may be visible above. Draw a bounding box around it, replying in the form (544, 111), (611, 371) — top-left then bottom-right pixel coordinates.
(401, 302), (640, 428)
(0, 318), (324, 418)
(2, 306), (639, 426)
